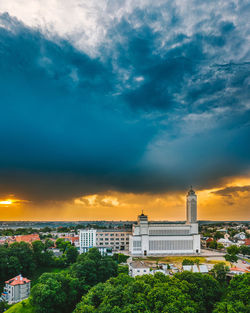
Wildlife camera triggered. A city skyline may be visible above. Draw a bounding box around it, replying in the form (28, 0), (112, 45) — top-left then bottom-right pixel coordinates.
(0, 1), (250, 221)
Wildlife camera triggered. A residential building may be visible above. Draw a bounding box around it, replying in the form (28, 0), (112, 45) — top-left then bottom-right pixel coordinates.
(234, 232), (246, 240)
(15, 234), (40, 243)
(129, 261), (150, 277)
(79, 229), (131, 255)
(79, 229), (96, 253)
(95, 229), (131, 251)
(130, 187), (200, 256)
(217, 238), (233, 247)
(1, 274), (31, 304)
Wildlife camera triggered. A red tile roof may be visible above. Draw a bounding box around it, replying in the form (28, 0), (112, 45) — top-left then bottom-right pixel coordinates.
(5, 275), (31, 286)
(244, 238), (250, 246)
(230, 267), (248, 273)
(15, 234), (40, 243)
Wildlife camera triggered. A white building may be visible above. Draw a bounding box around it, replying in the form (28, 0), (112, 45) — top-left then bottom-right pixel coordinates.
(217, 238), (233, 248)
(130, 187), (200, 256)
(1, 274), (31, 304)
(79, 229), (96, 253)
(129, 261), (150, 277)
(79, 229), (131, 255)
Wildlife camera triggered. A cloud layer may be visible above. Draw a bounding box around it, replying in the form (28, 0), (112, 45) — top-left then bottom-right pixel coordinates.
(0, 1), (250, 205)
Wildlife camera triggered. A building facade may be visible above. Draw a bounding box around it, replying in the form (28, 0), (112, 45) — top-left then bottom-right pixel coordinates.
(1, 275), (31, 304)
(130, 187), (200, 256)
(79, 229), (131, 255)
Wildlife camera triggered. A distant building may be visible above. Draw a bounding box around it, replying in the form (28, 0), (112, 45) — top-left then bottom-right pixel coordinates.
(234, 232), (246, 240)
(229, 267), (249, 275)
(63, 236), (79, 248)
(129, 261), (150, 277)
(244, 238), (250, 246)
(79, 229), (131, 255)
(15, 234), (40, 243)
(183, 264), (208, 273)
(130, 187), (200, 256)
(217, 238), (233, 248)
(79, 229), (96, 253)
(1, 274), (31, 304)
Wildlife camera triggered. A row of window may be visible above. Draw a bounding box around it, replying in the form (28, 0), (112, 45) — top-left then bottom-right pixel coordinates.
(97, 233), (130, 237)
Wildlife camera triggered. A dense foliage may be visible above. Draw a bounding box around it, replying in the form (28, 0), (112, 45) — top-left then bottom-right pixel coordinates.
(74, 271), (223, 313)
(30, 248), (118, 313)
(0, 240), (78, 289)
(213, 274), (250, 313)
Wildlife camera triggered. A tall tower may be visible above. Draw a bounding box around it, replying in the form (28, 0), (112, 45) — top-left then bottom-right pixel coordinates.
(186, 187), (197, 223)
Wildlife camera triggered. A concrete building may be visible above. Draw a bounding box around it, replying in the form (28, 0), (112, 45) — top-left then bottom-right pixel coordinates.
(79, 229), (131, 255)
(96, 229), (131, 251)
(129, 261), (150, 277)
(1, 274), (31, 304)
(79, 229), (96, 253)
(130, 187), (200, 256)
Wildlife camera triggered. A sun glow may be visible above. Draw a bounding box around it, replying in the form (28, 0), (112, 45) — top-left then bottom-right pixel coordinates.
(0, 199), (13, 205)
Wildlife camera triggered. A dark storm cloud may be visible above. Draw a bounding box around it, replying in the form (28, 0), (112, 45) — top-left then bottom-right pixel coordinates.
(0, 0), (250, 202)
(212, 186), (250, 198)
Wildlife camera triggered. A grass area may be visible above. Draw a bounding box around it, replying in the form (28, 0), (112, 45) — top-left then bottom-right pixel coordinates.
(134, 256), (206, 265)
(133, 256), (231, 268)
(205, 259), (231, 266)
(5, 299), (35, 313)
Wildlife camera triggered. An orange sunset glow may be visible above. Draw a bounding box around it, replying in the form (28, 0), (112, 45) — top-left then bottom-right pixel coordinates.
(1, 176), (249, 221)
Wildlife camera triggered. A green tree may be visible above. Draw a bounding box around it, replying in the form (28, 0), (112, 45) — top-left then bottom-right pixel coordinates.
(31, 272), (84, 313)
(214, 232), (224, 240)
(56, 238), (71, 252)
(74, 272), (222, 313)
(225, 253), (238, 265)
(70, 248), (118, 287)
(44, 238), (54, 250)
(213, 274), (250, 313)
(227, 245), (239, 255)
(210, 262), (230, 284)
(239, 245), (250, 256)
(0, 301), (8, 313)
(207, 240), (217, 249)
(217, 243), (224, 250)
(66, 246), (78, 264)
(182, 258), (194, 265)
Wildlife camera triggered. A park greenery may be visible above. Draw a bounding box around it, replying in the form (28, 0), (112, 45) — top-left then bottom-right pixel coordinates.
(1, 245), (249, 313)
(74, 270), (250, 313)
(0, 239), (78, 290)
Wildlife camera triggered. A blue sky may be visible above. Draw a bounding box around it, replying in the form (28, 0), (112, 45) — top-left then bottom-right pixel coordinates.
(0, 0), (250, 209)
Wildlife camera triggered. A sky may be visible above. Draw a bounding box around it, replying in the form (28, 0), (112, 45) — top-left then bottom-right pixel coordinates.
(0, 0), (250, 221)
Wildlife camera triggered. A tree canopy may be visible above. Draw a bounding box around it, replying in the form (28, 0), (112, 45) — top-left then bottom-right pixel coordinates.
(74, 272), (222, 313)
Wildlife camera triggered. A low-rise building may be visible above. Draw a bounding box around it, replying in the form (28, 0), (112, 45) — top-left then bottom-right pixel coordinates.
(217, 238), (233, 248)
(129, 261), (150, 277)
(15, 234), (40, 243)
(79, 229), (131, 255)
(183, 264), (208, 273)
(1, 274), (31, 304)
